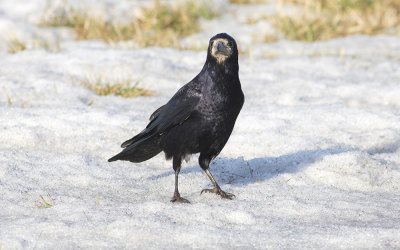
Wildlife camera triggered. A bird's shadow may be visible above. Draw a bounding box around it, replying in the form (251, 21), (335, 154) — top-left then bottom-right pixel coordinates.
(148, 146), (357, 186)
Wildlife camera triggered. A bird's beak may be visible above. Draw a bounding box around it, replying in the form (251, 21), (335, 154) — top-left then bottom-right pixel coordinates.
(215, 41), (229, 56)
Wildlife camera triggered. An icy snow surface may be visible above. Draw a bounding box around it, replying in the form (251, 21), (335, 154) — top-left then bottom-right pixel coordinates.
(1, 0), (400, 249)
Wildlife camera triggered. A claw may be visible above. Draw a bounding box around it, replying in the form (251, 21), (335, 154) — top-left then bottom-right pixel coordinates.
(201, 187), (235, 200)
(171, 193), (190, 203)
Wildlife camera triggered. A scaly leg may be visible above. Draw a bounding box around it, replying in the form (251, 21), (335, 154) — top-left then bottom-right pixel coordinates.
(199, 154), (235, 200)
(170, 157), (190, 203)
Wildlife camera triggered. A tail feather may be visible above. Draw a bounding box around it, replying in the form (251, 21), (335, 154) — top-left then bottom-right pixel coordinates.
(108, 136), (161, 163)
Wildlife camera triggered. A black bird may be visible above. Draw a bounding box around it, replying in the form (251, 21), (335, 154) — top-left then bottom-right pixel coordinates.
(108, 33), (244, 203)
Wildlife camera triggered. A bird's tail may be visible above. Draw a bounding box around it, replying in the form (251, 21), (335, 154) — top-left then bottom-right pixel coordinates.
(108, 136), (162, 163)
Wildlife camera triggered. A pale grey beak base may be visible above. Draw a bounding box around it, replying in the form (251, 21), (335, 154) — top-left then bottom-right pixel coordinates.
(216, 41), (229, 56)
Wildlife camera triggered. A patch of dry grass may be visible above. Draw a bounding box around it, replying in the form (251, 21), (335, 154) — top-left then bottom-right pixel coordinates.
(3, 87), (12, 106)
(229, 0), (268, 4)
(6, 34), (61, 54)
(7, 36), (27, 54)
(75, 74), (155, 98)
(35, 194), (54, 208)
(271, 0), (400, 41)
(41, 0), (219, 48)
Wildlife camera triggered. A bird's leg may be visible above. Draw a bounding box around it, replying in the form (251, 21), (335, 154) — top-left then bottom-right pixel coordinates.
(170, 157), (190, 203)
(201, 169), (235, 199)
(199, 155), (235, 200)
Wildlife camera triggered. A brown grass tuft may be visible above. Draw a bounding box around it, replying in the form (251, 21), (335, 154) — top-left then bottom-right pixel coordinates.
(7, 36), (27, 54)
(41, 0), (219, 48)
(76, 75), (155, 98)
(271, 0), (400, 41)
(3, 87), (12, 106)
(229, 0), (268, 4)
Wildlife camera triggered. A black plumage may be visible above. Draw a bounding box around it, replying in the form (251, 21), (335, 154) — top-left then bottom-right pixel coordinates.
(108, 33), (244, 203)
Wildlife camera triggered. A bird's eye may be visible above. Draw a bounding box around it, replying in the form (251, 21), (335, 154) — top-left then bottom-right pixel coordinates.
(227, 41), (233, 47)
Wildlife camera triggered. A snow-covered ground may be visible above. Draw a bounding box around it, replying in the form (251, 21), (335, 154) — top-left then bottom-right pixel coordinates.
(1, 0), (400, 249)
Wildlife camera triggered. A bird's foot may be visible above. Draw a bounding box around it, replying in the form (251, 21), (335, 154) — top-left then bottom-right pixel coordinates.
(171, 192), (190, 203)
(201, 187), (235, 200)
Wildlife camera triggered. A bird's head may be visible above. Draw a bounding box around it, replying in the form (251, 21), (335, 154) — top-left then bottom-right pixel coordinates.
(207, 33), (238, 67)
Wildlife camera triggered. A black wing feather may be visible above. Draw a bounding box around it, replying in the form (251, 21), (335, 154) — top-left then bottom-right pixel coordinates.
(120, 86), (201, 149)
(120, 105), (164, 148)
(149, 105), (165, 121)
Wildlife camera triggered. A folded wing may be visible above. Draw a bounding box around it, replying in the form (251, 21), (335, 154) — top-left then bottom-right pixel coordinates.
(108, 86), (201, 162)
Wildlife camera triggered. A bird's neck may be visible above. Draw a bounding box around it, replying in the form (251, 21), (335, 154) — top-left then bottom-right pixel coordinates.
(203, 61), (239, 80)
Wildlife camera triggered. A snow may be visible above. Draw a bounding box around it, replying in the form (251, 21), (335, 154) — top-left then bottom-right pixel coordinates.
(1, 0), (400, 249)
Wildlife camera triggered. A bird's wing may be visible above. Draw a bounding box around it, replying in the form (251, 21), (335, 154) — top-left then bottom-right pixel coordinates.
(120, 105), (166, 148)
(149, 105), (165, 121)
(145, 87), (201, 133)
(121, 86), (201, 148)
